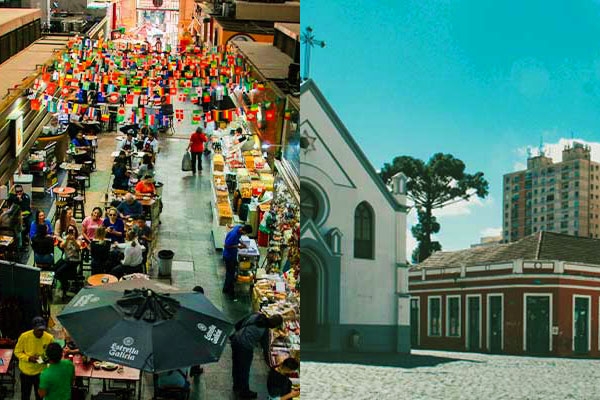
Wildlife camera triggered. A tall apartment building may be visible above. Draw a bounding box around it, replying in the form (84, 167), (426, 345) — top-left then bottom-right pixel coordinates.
(502, 142), (600, 242)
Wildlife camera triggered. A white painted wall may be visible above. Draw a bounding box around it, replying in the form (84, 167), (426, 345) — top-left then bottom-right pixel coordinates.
(301, 86), (407, 326)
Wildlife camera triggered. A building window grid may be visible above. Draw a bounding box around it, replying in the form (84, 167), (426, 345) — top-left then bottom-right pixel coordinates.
(428, 296), (442, 337)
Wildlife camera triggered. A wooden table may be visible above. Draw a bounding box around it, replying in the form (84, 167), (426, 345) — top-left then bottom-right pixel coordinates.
(87, 274), (118, 286)
(91, 365), (142, 400)
(68, 354), (93, 378)
(53, 186), (76, 197)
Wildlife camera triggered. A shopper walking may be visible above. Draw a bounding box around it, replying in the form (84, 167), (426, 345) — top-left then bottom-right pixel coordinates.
(222, 224), (252, 300)
(187, 127), (208, 174)
(230, 313), (283, 399)
(38, 342), (74, 400)
(14, 316), (54, 400)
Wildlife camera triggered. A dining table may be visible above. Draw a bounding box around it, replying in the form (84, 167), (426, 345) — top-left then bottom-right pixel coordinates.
(91, 363), (142, 400)
(87, 274), (118, 287)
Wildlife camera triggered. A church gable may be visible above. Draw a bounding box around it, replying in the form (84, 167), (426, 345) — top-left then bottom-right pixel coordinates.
(300, 80), (407, 213)
(300, 119), (355, 189)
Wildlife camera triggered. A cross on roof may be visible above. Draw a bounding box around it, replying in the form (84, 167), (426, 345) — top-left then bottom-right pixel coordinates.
(301, 26), (325, 81)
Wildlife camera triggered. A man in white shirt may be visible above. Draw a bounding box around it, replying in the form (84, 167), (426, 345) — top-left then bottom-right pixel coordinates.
(143, 131), (159, 155)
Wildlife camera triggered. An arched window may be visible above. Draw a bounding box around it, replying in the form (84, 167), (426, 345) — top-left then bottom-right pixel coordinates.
(354, 201), (374, 259)
(301, 186), (319, 222)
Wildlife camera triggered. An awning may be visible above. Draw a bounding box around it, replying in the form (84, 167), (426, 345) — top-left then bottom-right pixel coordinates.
(233, 41), (293, 81)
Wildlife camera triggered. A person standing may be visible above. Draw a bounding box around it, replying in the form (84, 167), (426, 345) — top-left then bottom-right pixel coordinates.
(38, 342), (74, 400)
(8, 184), (31, 243)
(222, 224), (252, 300)
(14, 316), (54, 400)
(187, 127), (208, 174)
(230, 313), (283, 399)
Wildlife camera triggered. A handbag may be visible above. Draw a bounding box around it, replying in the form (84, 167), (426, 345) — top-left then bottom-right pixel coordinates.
(181, 151), (192, 171)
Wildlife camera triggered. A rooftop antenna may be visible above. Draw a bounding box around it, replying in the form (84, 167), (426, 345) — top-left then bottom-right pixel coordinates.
(538, 135), (544, 156)
(301, 26), (326, 82)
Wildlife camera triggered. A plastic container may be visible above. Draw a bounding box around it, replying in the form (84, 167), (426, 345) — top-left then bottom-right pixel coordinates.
(157, 250), (174, 276)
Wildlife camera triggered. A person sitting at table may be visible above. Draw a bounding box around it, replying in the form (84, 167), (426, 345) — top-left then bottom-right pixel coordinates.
(8, 184), (32, 243)
(139, 122), (151, 139)
(70, 131), (92, 164)
(136, 154), (155, 179)
(81, 207), (103, 242)
(56, 226), (82, 300)
(30, 209), (53, 240)
(103, 207), (125, 243)
(155, 368), (191, 399)
(0, 200), (22, 245)
(267, 357), (300, 400)
(90, 226), (112, 274)
(117, 193), (143, 219)
(31, 224), (54, 268)
(38, 342), (74, 400)
(110, 230), (146, 279)
(132, 216), (152, 267)
(112, 152), (131, 191)
(54, 207), (79, 240)
(135, 175), (156, 196)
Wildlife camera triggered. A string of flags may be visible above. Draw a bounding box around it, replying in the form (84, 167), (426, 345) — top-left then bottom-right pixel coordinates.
(26, 36), (289, 125)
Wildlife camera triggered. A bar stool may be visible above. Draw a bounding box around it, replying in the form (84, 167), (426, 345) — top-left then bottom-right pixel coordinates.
(72, 195), (86, 220)
(83, 161), (93, 187)
(75, 176), (87, 199)
(54, 200), (67, 223)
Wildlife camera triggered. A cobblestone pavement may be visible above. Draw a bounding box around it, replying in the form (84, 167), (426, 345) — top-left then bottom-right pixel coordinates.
(302, 350), (600, 400)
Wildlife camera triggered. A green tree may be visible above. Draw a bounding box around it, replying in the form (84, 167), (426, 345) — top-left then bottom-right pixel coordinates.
(380, 153), (489, 263)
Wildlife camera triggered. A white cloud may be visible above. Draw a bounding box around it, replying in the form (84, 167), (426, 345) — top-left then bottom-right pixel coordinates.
(513, 162), (526, 171)
(433, 195), (494, 218)
(480, 227), (502, 237)
(520, 138), (600, 163)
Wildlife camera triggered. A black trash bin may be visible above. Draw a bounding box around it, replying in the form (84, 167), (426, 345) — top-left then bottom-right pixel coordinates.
(157, 250), (174, 276)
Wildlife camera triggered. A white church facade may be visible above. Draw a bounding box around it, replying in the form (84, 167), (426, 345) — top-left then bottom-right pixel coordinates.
(300, 79), (411, 355)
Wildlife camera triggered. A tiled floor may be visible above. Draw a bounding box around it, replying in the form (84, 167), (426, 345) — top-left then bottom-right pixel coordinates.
(8, 98), (269, 399)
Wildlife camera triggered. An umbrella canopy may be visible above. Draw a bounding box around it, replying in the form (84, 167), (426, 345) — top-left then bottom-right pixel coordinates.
(57, 282), (233, 372)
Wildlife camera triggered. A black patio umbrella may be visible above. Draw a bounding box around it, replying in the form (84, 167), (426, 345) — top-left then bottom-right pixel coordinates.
(57, 281), (233, 372)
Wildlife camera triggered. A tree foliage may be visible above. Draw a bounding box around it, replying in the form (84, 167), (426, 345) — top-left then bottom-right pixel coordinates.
(380, 153), (489, 263)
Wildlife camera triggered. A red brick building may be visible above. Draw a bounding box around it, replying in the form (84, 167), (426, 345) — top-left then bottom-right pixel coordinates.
(409, 232), (600, 356)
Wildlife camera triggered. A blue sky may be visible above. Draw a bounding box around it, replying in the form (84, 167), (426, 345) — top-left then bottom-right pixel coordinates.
(302, 0), (600, 253)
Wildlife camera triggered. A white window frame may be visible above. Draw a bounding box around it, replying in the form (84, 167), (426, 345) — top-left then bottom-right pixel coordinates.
(486, 293), (504, 351)
(427, 296), (442, 337)
(446, 295), (461, 338)
(411, 296), (420, 346)
(523, 293), (553, 352)
(465, 294), (482, 350)
(572, 294), (591, 352)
